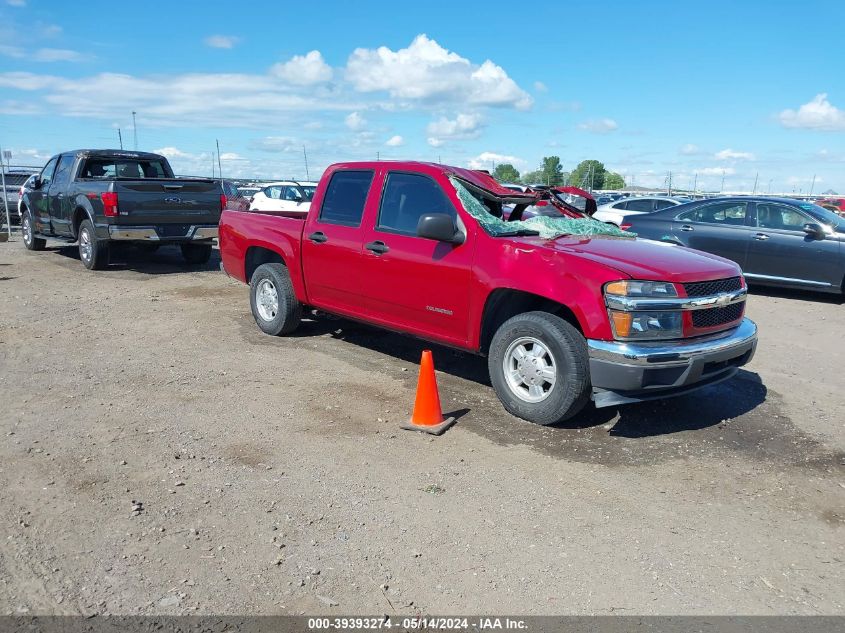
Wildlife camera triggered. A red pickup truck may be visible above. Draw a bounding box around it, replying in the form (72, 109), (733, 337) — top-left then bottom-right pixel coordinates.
(220, 161), (758, 425)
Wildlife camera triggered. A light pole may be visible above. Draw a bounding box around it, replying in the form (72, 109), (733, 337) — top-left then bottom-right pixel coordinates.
(132, 111), (138, 150)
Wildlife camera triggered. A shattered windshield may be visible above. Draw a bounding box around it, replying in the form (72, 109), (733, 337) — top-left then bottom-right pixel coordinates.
(450, 177), (634, 239)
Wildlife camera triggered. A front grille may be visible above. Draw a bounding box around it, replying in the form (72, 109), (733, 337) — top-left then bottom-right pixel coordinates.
(692, 302), (744, 328)
(683, 276), (743, 297)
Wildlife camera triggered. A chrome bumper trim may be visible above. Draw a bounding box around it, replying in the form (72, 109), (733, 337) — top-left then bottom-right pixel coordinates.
(108, 225), (218, 241)
(587, 318), (758, 367)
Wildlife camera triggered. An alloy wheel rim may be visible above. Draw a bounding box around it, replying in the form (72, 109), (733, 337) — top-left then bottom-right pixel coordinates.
(23, 216), (32, 244)
(256, 279), (279, 322)
(79, 228), (92, 262)
(502, 336), (558, 403)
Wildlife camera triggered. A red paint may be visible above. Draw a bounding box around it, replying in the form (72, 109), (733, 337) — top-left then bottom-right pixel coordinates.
(220, 161), (742, 350)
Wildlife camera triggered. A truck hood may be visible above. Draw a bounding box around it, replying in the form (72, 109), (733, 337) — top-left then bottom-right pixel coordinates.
(529, 235), (741, 282)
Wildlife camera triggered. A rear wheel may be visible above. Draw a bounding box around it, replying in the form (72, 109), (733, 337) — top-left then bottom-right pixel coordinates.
(488, 311), (591, 425)
(249, 263), (302, 336)
(78, 219), (109, 270)
(21, 212), (46, 251)
(180, 243), (212, 265)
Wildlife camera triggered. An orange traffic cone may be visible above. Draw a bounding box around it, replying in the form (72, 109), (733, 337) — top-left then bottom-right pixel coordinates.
(400, 350), (456, 436)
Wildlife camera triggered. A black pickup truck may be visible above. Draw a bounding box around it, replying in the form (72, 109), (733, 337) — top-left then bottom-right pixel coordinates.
(19, 149), (224, 269)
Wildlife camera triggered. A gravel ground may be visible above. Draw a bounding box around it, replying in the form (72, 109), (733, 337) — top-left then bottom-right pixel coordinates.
(0, 237), (842, 616)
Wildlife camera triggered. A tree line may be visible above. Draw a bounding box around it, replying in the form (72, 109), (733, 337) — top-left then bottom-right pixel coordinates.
(491, 157), (626, 190)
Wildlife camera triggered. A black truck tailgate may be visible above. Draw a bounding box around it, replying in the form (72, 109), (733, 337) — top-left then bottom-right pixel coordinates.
(112, 179), (222, 225)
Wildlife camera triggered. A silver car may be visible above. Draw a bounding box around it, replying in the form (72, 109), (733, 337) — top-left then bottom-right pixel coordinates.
(593, 196), (690, 226)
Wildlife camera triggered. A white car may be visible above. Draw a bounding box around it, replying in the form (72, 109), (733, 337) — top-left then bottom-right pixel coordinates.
(592, 196), (690, 226)
(249, 180), (318, 214)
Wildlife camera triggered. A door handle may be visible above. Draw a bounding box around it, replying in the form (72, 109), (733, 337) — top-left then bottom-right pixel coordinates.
(752, 233), (769, 241)
(308, 231), (328, 244)
(680, 225), (694, 232)
(365, 240), (389, 255)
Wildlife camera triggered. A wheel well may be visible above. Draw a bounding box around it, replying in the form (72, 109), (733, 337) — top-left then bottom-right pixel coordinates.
(72, 208), (90, 238)
(479, 289), (583, 354)
(244, 246), (285, 282)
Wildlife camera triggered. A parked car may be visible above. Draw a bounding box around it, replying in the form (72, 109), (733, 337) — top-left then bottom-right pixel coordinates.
(249, 181), (316, 215)
(219, 160), (757, 426)
(17, 173), (38, 220)
(817, 197), (845, 216)
(19, 149), (224, 269)
(623, 196), (845, 294)
(2, 171), (38, 225)
(593, 196), (691, 226)
(500, 182), (529, 193)
(237, 186), (262, 201)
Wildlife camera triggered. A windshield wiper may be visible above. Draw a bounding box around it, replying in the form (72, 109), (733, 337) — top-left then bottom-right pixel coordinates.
(495, 228), (541, 237)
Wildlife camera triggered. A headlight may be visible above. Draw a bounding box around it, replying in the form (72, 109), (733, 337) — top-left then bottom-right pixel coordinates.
(604, 280), (677, 297)
(608, 310), (683, 339)
(605, 280), (683, 340)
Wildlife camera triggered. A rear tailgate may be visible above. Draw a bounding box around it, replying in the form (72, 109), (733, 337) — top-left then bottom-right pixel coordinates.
(112, 179), (222, 228)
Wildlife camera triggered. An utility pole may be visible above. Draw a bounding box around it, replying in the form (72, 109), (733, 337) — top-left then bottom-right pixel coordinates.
(0, 143), (10, 238)
(693, 173), (698, 196)
(768, 178), (773, 194)
(809, 174), (816, 196)
(117, 128), (123, 150)
(132, 111), (138, 150)
(667, 171), (673, 196)
(302, 146), (310, 180)
(211, 151), (215, 179)
(720, 169), (726, 193)
(377, 151), (380, 162)
(216, 139), (223, 185)
(752, 172), (759, 194)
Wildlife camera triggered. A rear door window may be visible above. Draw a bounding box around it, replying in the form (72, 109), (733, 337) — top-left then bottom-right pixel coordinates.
(654, 199), (676, 210)
(377, 172), (456, 236)
(684, 201), (748, 225)
(625, 198), (656, 212)
(318, 170), (374, 227)
(611, 200), (628, 210)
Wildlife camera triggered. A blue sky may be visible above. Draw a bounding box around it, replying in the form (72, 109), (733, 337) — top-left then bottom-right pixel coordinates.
(1, 0), (843, 193)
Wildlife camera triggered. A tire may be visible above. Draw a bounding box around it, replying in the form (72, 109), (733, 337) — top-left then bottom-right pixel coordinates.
(488, 311), (591, 425)
(21, 212), (45, 251)
(180, 243), (212, 265)
(78, 219), (109, 270)
(249, 263), (302, 336)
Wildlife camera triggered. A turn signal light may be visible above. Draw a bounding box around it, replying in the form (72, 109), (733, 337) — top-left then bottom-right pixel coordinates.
(610, 311), (633, 337)
(101, 192), (118, 217)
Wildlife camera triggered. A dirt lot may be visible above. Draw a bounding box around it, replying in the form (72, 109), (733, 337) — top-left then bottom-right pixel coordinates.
(0, 237), (843, 616)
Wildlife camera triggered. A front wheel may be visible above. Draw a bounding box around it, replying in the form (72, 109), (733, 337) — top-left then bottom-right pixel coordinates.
(180, 243), (212, 265)
(21, 212), (46, 251)
(488, 311), (591, 425)
(249, 263), (302, 336)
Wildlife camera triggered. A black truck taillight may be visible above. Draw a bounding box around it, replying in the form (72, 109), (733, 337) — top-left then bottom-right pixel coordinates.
(220, 193), (227, 211)
(101, 192), (119, 217)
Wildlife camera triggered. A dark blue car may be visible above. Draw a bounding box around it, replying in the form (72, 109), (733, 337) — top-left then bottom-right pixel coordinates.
(624, 197), (845, 294)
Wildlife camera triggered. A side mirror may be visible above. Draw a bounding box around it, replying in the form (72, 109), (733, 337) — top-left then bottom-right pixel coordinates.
(416, 213), (464, 244)
(803, 223), (825, 239)
(32, 177), (42, 190)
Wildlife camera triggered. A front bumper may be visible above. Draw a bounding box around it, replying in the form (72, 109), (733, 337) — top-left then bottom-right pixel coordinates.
(587, 318), (757, 408)
(106, 225), (218, 242)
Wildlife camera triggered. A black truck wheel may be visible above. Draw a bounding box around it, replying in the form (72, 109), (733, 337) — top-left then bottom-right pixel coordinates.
(21, 212), (46, 251)
(249, 263), (302, 336)
(488, 311), (591, 425)
(78, 219), (109, 270)
(180, 243), (212, 265)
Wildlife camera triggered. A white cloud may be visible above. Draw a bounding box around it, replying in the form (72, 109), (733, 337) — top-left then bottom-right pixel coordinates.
(680, 143), (701, 155)
(699, 167), (736, 176)
(533, 81), (548, 93)
(6, 0), (27, 6)
(219, 152), (245, 161)
(249, 136), (302, 152)
(0, 46), (88, 63)
(467, 151), (525, 170)
(153, 146), (192, 159)
(578, 118), (618, 133)
(779, 93), (845, 131)
(426, 112), (483, 146)
(204, 35), (239, 49)
(385, 135), (404, 147)
(715, 148), (755, 160)
(345, 111), (366, 131)
(271, 50), (333, 85)
(346, 34), (532, 110)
